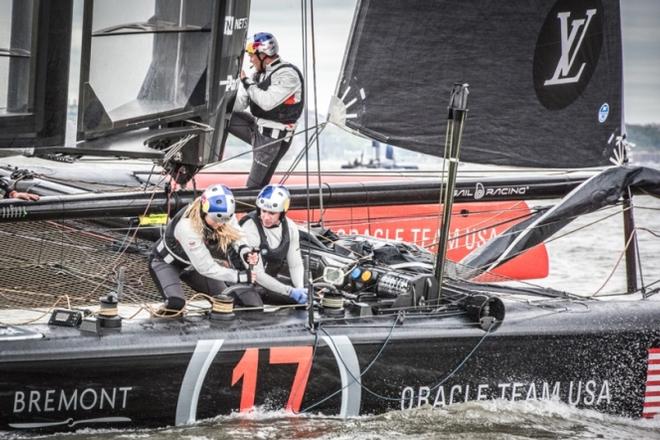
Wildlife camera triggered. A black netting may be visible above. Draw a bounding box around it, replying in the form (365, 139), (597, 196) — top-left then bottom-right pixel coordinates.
(0, 220), (192, 310)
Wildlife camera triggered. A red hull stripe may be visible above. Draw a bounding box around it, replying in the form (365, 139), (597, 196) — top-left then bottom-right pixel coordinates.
(645, 392), (660, 398)
(643, 402), (660, 408)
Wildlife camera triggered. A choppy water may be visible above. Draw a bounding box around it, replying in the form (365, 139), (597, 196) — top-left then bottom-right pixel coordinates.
(6, 400), (660, 440)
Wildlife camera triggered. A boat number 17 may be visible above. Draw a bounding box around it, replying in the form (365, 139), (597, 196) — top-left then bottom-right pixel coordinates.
(231, 346), (313, 412)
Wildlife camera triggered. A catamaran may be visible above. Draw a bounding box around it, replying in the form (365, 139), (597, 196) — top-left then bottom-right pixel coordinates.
(0, 0), (659, 433)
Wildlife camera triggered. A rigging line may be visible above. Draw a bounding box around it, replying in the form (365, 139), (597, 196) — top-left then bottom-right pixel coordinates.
(301, 0), (315, 327)
(30, 174), (142, 189)
(308, 0), (324, 228)
(301, 315), (402, 412)
(86, 189), (159, 298)
(0, 295), (73, 326)
(634, 205), (660, 211)
(441, 279), (581, 303)
(449, 202), (538, 233)
(586, 277), (660, 297)
(278, 122), (328, 184)
(428, 322), (494, 392)
(203, 123), (326, 169)
(311, 204), (539, 236)
(421, 210), (538, 252)
(0, 228), (102, 251)
(589, 230), (637, 297)
(543, 204), (626, 245)
(162, 134), (197, 162)
(459, 203), (626, 276)
(636, 227), (660, 238)
(142, 163), (158, 192)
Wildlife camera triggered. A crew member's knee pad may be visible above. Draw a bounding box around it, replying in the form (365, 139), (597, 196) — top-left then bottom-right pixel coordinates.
(166, 296), (186, 311)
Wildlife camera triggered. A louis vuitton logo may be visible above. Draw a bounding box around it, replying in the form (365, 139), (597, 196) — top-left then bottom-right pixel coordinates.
(544, 9), (597, 86)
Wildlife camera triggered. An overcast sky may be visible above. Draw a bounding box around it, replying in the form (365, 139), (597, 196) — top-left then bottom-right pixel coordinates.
(247, 0), (660, 125)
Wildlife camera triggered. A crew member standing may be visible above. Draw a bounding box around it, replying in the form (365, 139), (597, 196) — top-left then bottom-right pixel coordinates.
(229, 32), (304, 189)
(240, 184), (308, 305)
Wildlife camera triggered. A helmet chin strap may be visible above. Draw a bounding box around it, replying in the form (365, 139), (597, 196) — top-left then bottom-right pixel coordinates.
(255, 53), (267, 72)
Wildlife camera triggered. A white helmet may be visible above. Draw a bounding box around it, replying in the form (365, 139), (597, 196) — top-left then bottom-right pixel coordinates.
(246, 32), (279, 57)
(201, 184), (235, 223)
(256, 184), (290, 213)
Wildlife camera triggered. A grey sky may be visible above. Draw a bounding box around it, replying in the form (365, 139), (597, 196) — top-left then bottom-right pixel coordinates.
(621, 0), (660, 124)
(248, 0), (660, 125)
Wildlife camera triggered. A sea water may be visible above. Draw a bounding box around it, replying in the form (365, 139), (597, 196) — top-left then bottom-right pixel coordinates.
(6, 400), (660, 439)
(3, 188), (660, 440)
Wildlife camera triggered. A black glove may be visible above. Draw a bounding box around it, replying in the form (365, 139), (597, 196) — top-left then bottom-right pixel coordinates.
(241, 77), (254, 90)
(237, 270), (252, 284)
(240, 246), (260, 265)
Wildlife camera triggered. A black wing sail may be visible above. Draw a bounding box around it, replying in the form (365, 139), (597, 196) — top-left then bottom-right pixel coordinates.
(0, 0), (250, 183)
(329, 0), (623, 168)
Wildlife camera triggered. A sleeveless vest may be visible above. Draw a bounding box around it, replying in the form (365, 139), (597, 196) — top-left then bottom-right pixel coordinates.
(155, 207), (240, 268)
(240, 211), (290, 277)
(249, 62), (304, 124)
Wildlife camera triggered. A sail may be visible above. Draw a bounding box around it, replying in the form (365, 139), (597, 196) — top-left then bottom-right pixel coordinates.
(329, 0), (623, 168)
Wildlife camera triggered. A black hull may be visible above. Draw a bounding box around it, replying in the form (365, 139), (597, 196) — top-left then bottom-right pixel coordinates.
(1, 298), (659, 432)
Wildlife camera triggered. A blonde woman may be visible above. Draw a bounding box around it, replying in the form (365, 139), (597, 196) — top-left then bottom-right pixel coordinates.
(150, 184), (257, 313)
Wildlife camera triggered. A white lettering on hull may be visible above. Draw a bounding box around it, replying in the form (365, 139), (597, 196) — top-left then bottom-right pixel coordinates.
(13, 387), (133, 414)
(335, 226), (498, 250)
(400, 380), (611, 409)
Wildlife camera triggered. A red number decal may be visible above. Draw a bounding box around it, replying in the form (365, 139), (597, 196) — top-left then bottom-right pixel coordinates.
(231, 348), (259, 412)
(231, 346), (313, 413)
(269, 346), (313, 412)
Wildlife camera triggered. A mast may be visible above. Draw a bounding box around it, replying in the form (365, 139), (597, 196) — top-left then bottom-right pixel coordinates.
(434, 83), (469, 286)
(622, 189), (638, 293)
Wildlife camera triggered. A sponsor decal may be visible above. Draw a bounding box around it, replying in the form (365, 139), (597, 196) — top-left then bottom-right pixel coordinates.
(474, 183), (485, 200)
(12, 387), (133, 414)
(533, 0), (604, 110)
(598, 103), (609, 123)
(224, 16), (248, 35)
(401, 380), (611, 410)
(9, 387), (134, 429)
(219, 75), (239, 92)
(454, 185), (529, 200)
(334, 226), (498, 251)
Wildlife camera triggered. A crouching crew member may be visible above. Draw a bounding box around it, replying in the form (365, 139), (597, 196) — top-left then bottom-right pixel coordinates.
(240, 184), (308, 305)
(149, 184), (257, 313)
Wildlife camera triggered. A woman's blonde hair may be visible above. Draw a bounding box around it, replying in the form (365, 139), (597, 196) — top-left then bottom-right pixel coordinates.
(184, 197), (242, 253)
